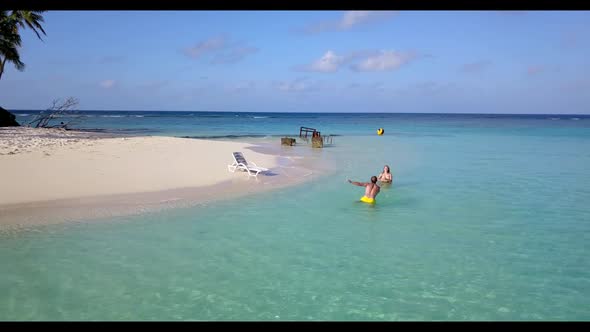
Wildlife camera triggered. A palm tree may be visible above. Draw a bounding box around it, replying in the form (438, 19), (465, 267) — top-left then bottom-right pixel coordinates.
(0, 10), (46, 81)
(10, 10), (46, 41)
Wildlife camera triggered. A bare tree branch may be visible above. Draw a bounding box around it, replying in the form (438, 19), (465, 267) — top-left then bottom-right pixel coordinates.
(28, 97), (81, 129)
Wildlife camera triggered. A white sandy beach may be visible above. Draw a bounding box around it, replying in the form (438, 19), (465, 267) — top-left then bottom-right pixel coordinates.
(0, 127), (283, 205)
(0, 127), (318, 228)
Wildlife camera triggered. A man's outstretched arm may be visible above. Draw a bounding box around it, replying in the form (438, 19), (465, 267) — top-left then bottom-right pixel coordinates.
(348, 179), (367, 187)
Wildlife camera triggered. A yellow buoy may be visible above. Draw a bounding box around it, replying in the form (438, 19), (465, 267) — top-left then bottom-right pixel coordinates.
(377, 128), (384, 135)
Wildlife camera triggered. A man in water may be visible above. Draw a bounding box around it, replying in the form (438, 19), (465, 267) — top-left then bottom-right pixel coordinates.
(378, 165), (393, 184)
(348, 176), (380, 204)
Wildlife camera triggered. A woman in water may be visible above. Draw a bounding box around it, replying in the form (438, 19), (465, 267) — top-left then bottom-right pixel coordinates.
(378, 165), (393, 184)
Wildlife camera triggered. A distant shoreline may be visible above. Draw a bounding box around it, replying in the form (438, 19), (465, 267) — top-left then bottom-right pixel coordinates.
(8, 110), (590, 116)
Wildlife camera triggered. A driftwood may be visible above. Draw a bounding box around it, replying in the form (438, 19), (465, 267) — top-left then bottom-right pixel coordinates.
(28, 97), (81, 129)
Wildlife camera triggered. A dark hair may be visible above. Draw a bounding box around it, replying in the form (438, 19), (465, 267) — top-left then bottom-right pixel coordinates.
(384, 165), (390, 173)
(371, 176), (378, 183)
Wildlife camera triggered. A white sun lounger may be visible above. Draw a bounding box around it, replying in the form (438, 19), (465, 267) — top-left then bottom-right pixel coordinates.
(228, 152), (269, 178)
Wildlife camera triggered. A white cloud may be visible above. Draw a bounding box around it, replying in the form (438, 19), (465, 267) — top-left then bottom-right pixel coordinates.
(336, 11), (396, 30)
(183, 36), (226, 59)
(303, 50), (346, 73)
(297, 49), (417, 73)
(304, 11), (396, 34)
(99, 79), (116, 89)
(352, 51), (415, 72)
(340, 11), (376, 29)
(183, 36), (257, 64)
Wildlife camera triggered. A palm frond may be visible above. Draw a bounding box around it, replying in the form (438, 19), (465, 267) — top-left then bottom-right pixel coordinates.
(10, 10), (47, 40)
(0, 10), (45, 78)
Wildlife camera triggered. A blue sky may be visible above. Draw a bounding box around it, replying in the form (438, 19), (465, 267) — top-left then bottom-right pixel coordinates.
(1, 10), (589, 113)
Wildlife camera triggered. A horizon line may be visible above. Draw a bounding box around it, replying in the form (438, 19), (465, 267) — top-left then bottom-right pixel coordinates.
(8, 109), (590, 116)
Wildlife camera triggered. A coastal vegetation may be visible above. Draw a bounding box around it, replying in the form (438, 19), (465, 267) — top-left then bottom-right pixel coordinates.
(0, 10), (46, 127)
(0, 10), (46, 81)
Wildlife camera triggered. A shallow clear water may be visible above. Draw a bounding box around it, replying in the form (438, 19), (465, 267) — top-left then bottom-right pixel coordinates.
(2, 112), (589, 320)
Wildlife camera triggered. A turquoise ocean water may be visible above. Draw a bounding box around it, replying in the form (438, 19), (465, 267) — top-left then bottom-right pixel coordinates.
(1, 111), (589, 320)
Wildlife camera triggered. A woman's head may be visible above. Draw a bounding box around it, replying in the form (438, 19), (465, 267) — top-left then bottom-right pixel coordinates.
(383, 165), (390, 173)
